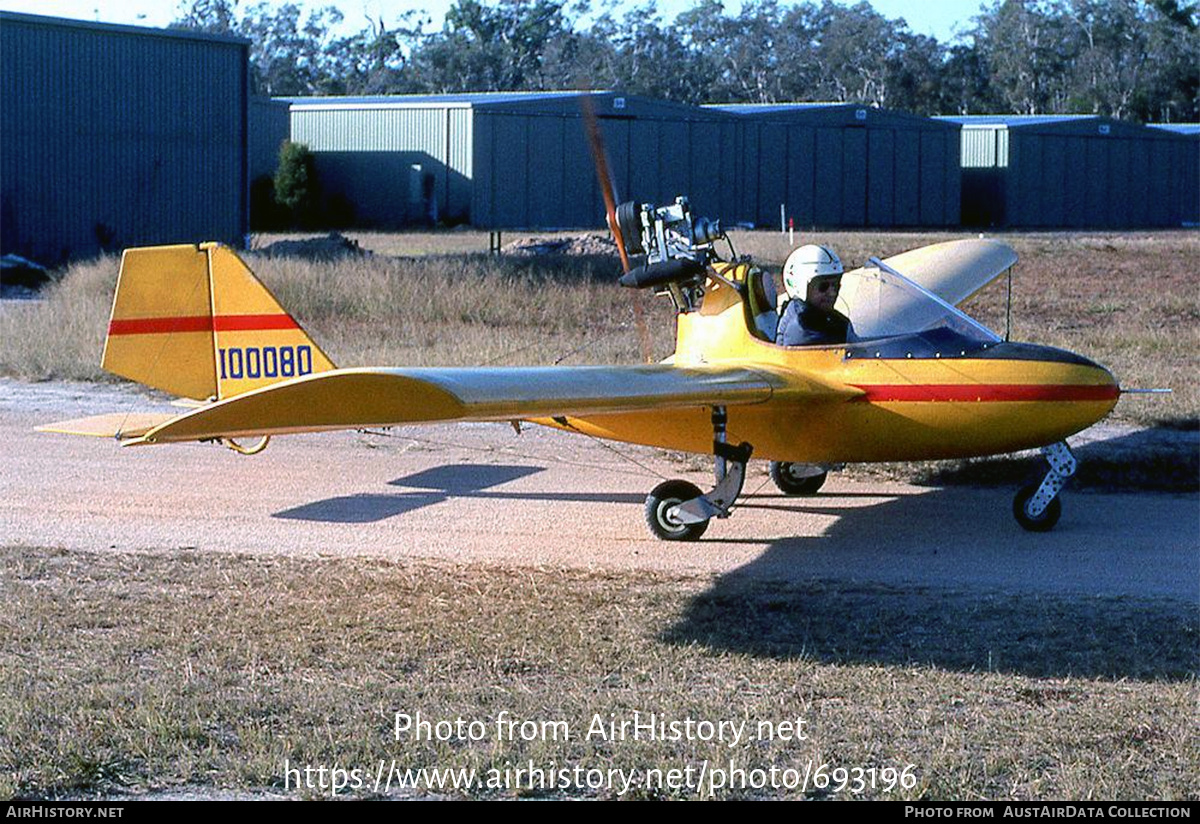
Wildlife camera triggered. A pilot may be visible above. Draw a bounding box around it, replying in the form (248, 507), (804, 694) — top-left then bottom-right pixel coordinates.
(775, 244), (854, 346)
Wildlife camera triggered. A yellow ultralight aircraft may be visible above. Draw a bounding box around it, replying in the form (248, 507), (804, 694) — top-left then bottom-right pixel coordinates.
(41, 195), (1120, 540)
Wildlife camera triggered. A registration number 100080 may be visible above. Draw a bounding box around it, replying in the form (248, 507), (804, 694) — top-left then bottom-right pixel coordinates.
(218, 345), (314, 380)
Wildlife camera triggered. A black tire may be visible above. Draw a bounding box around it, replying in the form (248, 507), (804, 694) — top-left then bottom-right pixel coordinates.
(615, 200), (644, 254)
(644, 479), (708, 541)
(1013, 483), (1062, 532)
(769, 462), (828, 496)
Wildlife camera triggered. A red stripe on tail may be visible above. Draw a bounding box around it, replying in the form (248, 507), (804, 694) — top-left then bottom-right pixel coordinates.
(109, 314), (300, 335)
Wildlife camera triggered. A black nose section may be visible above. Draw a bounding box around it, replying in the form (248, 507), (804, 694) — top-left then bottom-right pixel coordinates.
(980, 341), (1113, 373)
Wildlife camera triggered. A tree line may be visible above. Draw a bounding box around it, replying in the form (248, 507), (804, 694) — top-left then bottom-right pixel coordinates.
(174, 0), (1198, 123)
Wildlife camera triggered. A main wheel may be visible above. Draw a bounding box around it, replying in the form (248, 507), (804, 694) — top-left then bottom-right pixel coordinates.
(644, 479), (708, 541)
(1013, 483), (1062, 532)
(769, 462), (828, 496)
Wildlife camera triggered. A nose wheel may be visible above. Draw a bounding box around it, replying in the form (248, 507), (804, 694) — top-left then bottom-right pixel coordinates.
(1013, 441), (1075, 532)
(1013, 484), (1062, 532)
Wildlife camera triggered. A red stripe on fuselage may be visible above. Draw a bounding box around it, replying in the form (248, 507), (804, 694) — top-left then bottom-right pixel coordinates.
(850, 384), (1120, 403)
(108, 314), (300, 335)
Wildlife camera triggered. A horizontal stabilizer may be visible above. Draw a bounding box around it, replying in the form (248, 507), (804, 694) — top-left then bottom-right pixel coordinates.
(37, 412), (177, 440)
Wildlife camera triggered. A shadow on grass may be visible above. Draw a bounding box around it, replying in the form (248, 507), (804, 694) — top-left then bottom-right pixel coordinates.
(660, 574), (1198, 681)
(273, 461), (1199, 681)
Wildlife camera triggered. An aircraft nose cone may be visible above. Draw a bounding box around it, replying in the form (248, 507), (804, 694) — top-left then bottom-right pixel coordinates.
(984, 341), (1120, 435)
(994, 341), (1119, 394)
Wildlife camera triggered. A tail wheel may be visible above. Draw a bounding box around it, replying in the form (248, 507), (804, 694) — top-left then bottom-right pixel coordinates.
(644, 479), (708, 541)
(1013, 483), (1062, 532)
(769, 462), (827, 496)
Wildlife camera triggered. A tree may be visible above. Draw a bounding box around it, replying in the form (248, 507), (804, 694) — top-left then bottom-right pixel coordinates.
(320, 12), (429, 94)
(407, 0), (573, 91)
(172, 0), (238, 33)
(1142, 0), (1200, 121)
(941, 42), (1002, 114)
(274, 141), (319, 227)
(679, 0), (790, 104)
(973, 0), (1073, 114)
(175, 0), (1195, 120)
(173, 0), (349, 95)
(1062, 0), (1151, 118)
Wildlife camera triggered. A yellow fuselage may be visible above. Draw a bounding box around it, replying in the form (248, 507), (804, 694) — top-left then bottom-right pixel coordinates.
(541, 276), (1119, 463)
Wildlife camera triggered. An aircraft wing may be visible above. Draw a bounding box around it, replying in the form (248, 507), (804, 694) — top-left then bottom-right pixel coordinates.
(846, 238), (1018, 306)
(116, 363), (849, 445)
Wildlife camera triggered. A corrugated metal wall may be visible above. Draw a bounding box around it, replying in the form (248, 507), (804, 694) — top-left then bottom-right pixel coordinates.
(954, 118), (1198, 228)
(289, 103), (473, 225)
(281, 96), (964, 231)
(470, 108), (739, 229)
(249, 96), (291, 182)
(0, 13), (248, 263)
(960, 127), (1009, 168)
(721, 106), (961, 229)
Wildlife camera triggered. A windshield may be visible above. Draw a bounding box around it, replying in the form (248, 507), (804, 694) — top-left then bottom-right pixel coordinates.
(836, 258), (1001, 344)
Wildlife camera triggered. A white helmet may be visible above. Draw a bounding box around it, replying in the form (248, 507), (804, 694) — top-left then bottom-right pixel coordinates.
(783, 244), (843, 300)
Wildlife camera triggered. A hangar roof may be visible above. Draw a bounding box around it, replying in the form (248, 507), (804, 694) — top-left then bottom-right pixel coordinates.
(281, 91), (734, 121)
(0, 10), (249, 46)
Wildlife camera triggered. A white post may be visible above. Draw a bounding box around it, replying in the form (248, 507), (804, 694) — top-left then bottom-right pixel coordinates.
(780, 204), (786, 235)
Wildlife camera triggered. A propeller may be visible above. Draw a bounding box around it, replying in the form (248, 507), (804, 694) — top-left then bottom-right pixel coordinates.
(581, 93), (652, 361)
(581, 94), (633, 272)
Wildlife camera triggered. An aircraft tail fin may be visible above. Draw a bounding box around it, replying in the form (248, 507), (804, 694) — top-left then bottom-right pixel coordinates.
(102, 243), (335, 401)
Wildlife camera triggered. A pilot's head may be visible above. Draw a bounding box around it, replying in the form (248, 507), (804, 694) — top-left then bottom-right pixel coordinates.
(783, 244), (843, 312)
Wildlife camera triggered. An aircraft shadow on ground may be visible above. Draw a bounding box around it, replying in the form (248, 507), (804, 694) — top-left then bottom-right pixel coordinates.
(665, 486), (1199, 682)
(273, 463), (644, 523)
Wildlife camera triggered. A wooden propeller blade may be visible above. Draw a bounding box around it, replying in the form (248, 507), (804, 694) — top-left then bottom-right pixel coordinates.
(581, 94), (631, 274)
(579, 94), (653, 362)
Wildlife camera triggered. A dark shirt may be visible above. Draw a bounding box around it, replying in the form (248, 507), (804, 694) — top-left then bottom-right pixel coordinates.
(775, 300), (853, 346)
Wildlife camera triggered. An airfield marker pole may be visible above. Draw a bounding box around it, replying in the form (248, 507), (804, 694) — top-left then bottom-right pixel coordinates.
(780, 204), (785, 234)
(788, 217), (794, 246)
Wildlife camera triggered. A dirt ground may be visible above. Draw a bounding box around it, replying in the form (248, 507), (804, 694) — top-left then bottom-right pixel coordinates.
(5, 379), (1196, 601)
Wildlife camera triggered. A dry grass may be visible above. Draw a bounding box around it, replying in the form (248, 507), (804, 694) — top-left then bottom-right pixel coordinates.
(0, 250), (676, 383)
(0, 257), (116, 382)
(1, 547), (1195, 800)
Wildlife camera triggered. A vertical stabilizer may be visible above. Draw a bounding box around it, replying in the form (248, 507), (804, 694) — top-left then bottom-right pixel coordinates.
(101, 243), (334, 401)
(102, 244), (217, 400)
(205, 244), (335, 398)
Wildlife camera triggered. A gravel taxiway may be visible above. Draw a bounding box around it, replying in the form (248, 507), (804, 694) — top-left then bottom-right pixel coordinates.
(3, 378), (1196, 602)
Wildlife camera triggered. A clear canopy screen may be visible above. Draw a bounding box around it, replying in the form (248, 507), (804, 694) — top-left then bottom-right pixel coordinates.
(836, 259), (1001, 344)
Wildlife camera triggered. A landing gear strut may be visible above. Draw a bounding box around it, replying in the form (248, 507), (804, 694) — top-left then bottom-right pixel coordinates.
(1013, 441), (1076, 532)
(643, 406), (753, 541)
